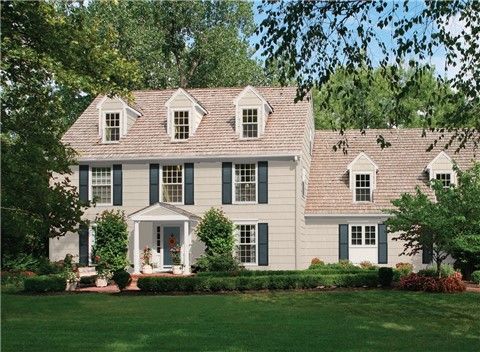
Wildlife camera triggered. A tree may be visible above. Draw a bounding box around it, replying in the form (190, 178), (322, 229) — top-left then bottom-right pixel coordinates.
(1, 1), (139, 258)
(258, 1), (480, 148)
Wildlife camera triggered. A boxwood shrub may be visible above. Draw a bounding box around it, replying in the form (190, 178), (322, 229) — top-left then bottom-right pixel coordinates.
(24, 274), (66, 293)
(197, 267), (371, 278)
(471, 270), (480, 284)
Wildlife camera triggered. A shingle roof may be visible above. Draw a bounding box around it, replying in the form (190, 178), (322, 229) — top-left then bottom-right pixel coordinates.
(62, 87), (310, 160)
(306, 129), (479, 215)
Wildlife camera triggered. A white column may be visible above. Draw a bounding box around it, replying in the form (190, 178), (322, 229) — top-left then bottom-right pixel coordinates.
(133, 221), (140, 274)
(183, 220), (191, 275)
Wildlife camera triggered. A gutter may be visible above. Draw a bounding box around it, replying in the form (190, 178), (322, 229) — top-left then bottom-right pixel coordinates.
(305, 213), (390, 218)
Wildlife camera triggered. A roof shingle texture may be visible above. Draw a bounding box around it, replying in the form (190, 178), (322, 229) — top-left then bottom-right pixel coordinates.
(62, 87), (309, 160)
(306, 129), (479, 215)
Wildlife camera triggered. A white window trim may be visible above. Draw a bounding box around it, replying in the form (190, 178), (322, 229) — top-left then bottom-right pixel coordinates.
(101, 110), (122, 144)
(431, 170), (456, 187)
(239, 106), (261, 140)
(232, 162), (258, 204)
(160, 164), (184, 205)
(170, 108), (192, 142)
(352, 171), (374, 203)
(349, 224), (378, 248)
(235, 221), (258, 266)
(89, 165), (113, 206)
(88, 225), (96, 265)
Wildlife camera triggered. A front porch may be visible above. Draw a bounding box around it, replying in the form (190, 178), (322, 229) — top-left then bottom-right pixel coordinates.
(129, 202), (200, 275)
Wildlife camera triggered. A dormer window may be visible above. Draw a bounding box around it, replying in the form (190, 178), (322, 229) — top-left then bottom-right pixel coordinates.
(242, 108), (258, 138)
(348, 152), (378, 203)
(355, 173), (372, 201)
(174, 110), (190, 140)
(435, 173), (452, 188)
(104, 112), (121, 142)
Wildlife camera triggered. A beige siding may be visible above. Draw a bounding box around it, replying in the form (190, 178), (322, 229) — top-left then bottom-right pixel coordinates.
(430, 153), (454, 171)
(349, 155), (377, 172)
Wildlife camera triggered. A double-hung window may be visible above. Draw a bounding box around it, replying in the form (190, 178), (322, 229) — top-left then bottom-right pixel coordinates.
(435, 173), (452, 188)
(162, 165), (183, 203)
(173, 110), (189, 140)
(242, 108), (258, 138)
(350, 225), (376, 246)
(91, 167), (112, 205)
(355, 173), (372, 202)
(234, 163), (256, 203)
(237, 224), (257, 264)
(104, 112), (120, 142)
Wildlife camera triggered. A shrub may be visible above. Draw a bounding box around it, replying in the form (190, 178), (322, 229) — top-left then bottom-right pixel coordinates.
(309, 262), (360, 271)
(24, 275), (66, 293)
(378, 267), (394, 287)
(195, 253), (240, 272)
(79, 275), (96, 286)
(399, 273), (466, 293)
(196, 208), (236, 255)
(310, 258), (324, 266)
(112, 270), (132, 290)
(198, 268), (374, 277)
(418, 264), (455, 278)
(359, 261), (377, 270)
(471, 270), (480, 285)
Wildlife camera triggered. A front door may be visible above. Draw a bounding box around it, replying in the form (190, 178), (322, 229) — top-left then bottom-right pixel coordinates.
(163, 226), (181, 266)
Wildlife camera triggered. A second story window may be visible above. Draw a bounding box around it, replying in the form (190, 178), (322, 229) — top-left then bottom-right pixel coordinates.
(162, 165), (183, 203)
(104, 112), (120, 142)
(174, 110), (189, 140)
(435, 173), (452, 188)
(234, 163), (256, 203)
(355, 173), (371, 202)
(91, 167), (112, 205)
(242, 108), (258, 138)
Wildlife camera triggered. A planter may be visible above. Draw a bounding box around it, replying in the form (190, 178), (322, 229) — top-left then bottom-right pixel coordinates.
(142, 265), (153, 274)
(172, 265), (182, 275)
(65, 281), (77, 291)
(95, 276), (108, 287)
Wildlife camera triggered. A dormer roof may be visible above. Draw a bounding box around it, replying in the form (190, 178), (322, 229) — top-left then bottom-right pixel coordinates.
(96, 95), (142, 116)
(234, 85), (273, 113)
(347, 152), (379, 171)
(165, 88), (207, 115)
(426, 151), (453, 173)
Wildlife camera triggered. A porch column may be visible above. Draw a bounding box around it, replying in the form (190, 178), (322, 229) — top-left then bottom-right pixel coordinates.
(183, 220), (191, 274)
(133, 220), (140, 274)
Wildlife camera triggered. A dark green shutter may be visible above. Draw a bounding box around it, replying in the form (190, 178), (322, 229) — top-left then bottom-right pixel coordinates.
(184, 163), (194, 205)
(79, 226), (89, 265)
(79, 165), (89, 203)
(258, 223), (269, 266)
(112, 164), (122, 205)
(222, 162), (232, 204)
(258, 161), (268, 204)
(149, 164), (159, 205)
(378, 224), (388, 264)
(339, 224), (349, 260)
(422, 245), (433, 264)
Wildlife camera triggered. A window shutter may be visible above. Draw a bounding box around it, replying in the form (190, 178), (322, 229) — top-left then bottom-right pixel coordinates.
(79, 165), (89, 203)
(258, 161), (268, 204)
(422, 245), (433, 264)
(339, 224), (349, 260)
(112, 164), (123, 206)
(184, 163), (194, 205)
(258, 223), (269, 266)
(79, 226), (89, 265)
(378, 224), (388, 264)
(222, 162), (232, 204)
(149, 164), (159, 205)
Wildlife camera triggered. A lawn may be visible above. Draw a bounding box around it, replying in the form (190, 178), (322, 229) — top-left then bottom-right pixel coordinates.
(2, 290), (479, 352)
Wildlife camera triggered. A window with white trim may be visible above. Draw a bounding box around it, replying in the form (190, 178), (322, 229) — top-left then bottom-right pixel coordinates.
(350, 225), (376, 246)
(435, 173), (452, 188)
(355, 173), (372, 202)
(242, 108), (258, 138)
(237, 224), (257, 264)
(104, 112), (120, 142)
(162, 165), (183, 203)
(234, 163), (256, 203)
(173, 110), (189, 140)
(91, 167), (112, 204)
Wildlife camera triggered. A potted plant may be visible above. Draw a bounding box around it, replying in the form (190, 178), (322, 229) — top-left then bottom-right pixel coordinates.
(94, 255), (109, 287)
(65, 270), (78, 291)
(170, 244), (182, 275)
(142, 246), (153, 274)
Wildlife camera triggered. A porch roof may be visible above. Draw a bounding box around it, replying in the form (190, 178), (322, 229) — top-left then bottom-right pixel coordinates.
(128, 202), (201, 222)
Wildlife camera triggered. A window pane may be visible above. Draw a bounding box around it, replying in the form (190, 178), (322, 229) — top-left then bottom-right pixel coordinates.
(91, 167), (112, 204)
(436, 173), (451, 188)
(237, 224), (256, 264)
(351, 226), (362, 245)
(234, 164), (256, 202)
(174, 111), (189, 140)
(355, 174), (371, 201)
(242, 109), (258, 138)
(365, 226), (376, 245)
(105, 113), (120, 141)
(162, 165), (183, 203)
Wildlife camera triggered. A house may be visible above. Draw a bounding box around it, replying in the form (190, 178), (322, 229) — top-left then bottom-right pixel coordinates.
(50, 86), (478, 273)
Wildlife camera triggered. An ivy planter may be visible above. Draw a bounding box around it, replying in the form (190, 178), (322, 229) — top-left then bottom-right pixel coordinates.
(65, 281), (77, 291)
(172, 265), (182, 275)
(142, 265), (153, 274)
(95, 276), (108, 287)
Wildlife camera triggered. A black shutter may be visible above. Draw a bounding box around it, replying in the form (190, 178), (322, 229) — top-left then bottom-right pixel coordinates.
(149, 164), (159, 205)
(112, 164), (123, 206)
(79, 165), (89, 203)
(222, 162), (232, 204)
(258, 161), (268, 204)
(258, 223), (269, 266)
(378, 224), (388, 264)
(184, 163), (194, 205)
(422, 245), (433, 264)
(339, 224), (349, 260)
(79, 226), (89, 265)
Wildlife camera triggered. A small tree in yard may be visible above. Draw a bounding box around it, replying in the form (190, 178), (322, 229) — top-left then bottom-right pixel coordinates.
(93, 210), (129, 274)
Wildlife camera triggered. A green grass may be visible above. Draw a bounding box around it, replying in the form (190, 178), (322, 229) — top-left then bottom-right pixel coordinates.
(2, 290), (479, 352)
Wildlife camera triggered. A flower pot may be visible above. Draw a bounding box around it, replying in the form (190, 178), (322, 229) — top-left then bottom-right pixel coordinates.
(142, 264), (153, 274)
(65, 281), (77, 291)
(95, 276), (108, 287)
(172, 265), (182, 275)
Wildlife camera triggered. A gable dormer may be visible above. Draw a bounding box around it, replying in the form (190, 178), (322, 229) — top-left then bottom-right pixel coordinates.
(347, 152), (378, 202)
(426, 151), (456, 187)
(96, 96), (141, 143)
(234, 86), (273, 139)
(165, 88), (207, 141)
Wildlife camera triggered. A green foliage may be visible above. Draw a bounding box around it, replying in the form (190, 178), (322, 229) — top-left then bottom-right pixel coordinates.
(92, 210), (129, 274)
(197, 267), (376, 277)
(393, 263), (414, 281)
(378, 268), (394, 287)
(79, 276), (97, 286)
(471, 271), (480, 285)
(112, 270), (132, 291)
(418, 264), (455, 278)
(195, 253), (240, 273)
(196, 208), (236, 255)
(23, 275), (66, 293)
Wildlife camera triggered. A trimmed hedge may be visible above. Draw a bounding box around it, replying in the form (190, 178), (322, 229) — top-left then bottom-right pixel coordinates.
(24, 275), (65, 293)
(471, 270), (480, 284)
(197, 268), (371, 278)
(138, 272), (378, 293)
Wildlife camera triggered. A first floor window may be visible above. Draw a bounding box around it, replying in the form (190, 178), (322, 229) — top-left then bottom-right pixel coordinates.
(351, 225), (376, 246)
(234, 163), (256, 202)
(435, 173), (452, 188)
(104, 112), (120, 142)
(162, 165), (183, 203)
(174, 110), (189, 140)
(91, 167), (112, 204)
(237, 224), (257, 264)
(156, 226), (161, 253)
(355, 173), (371, 202)
(351, 225), (362, 245)
(242, 108), (258, 138)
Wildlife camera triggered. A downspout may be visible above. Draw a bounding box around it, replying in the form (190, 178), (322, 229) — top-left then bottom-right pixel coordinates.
(294, 155), (299, 269)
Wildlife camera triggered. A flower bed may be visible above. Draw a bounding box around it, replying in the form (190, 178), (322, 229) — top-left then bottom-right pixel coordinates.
(399, 273), (466, 293)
